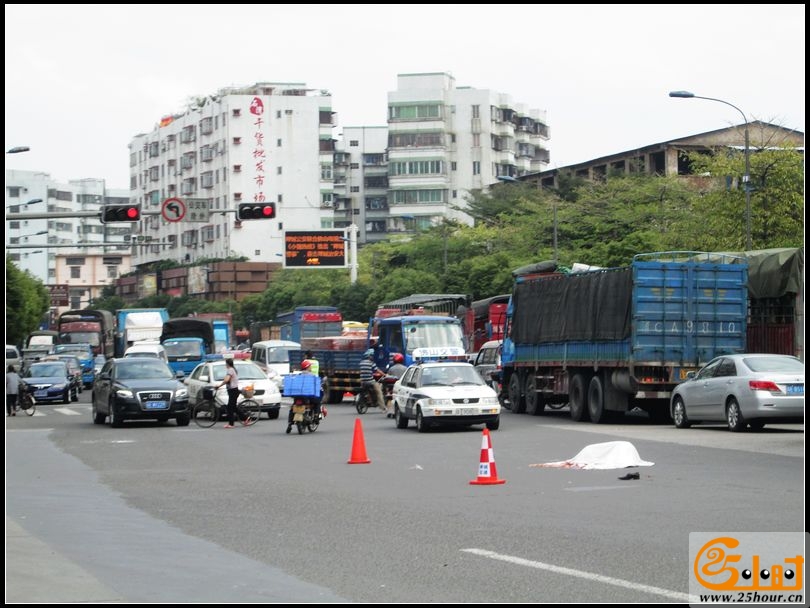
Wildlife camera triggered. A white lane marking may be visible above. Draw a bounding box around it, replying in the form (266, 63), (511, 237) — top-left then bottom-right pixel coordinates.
(460, 548), (690, 602)
(53, 407), (83, 416)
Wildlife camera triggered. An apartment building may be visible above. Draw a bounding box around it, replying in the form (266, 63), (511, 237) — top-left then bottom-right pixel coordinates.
(386, 73), (550, 229)
(128, 82), (336, 269)
(5, 169), (131, 288)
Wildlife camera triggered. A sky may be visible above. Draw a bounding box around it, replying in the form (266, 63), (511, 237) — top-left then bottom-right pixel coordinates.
(5, 4), (805, 190)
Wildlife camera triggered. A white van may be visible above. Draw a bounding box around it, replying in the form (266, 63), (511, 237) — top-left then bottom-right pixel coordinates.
(6, 345), (22, 372)
(250, 340), (300, 390)
(124, 341), (168, 364)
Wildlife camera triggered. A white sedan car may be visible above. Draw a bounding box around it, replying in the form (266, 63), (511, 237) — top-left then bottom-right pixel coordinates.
(185, 359), (282, 419)
(392, 361), (501, 432)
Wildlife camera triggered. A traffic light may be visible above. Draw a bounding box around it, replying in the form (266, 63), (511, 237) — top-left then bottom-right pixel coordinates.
(100, 204), (141, 223)
(237, 203), (276, 220)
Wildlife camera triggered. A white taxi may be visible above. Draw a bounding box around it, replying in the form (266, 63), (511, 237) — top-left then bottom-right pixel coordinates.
(392, 361), (500, 432)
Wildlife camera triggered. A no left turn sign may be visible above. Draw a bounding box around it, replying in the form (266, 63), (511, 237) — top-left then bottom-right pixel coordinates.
(161, 197), (186, 222)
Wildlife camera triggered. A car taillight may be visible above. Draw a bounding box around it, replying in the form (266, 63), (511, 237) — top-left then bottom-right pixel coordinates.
(749, 380), (781, 392)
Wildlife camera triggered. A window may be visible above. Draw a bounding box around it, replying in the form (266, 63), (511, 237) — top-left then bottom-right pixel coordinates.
(70, 267), (81, 279)
(107, 266), (118, 279)
(65, 257), (85, 266)
(350, 140), (359, 147)
(472, 105), (480, 119)
(278, 194), (283, 203)
(8, 187), (20, 197)
(277, 138), (282, 147)
(350, 163), (359, 169)
(473, 161), (481, 175)
(277, 166), (282, 175)
(232, 109), (241, 117)
(451, 162), (457, 171)
(472, 133), (480, 147)
(320, 163), (333, 180)
(350, 186), (360, 192)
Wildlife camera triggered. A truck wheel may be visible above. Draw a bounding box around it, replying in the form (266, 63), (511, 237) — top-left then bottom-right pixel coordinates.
(569, 373), (589, 422)
(508, 373), (525, 414)
(524, 374), (546, 416)
(587, 375), (605, 423)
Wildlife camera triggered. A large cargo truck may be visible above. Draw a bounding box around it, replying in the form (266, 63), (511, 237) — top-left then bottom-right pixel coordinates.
(160, 318), (216, 375)
(115, 308), (170, 357)
(57, 309), (116, 358)
(275, 306), (343, 343)
(500, 252), (749, 423)
(289, 314), (467, 404)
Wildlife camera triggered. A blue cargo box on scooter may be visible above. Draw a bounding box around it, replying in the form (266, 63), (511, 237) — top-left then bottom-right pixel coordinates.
(283, 374), (321, 397)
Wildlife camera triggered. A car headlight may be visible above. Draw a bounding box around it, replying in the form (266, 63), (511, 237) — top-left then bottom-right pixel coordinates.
(52, 383), (67, 390)
(480, 396), (500, 406)
(175, 387), (188, 399)
(115, 389), (134, 398)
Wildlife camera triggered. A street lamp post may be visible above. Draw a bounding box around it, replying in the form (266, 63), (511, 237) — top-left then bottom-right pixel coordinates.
(668, 90), (752, 251)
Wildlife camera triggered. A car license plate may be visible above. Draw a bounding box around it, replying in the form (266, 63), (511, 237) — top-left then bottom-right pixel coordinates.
(35, 390), (47, 398)
(460, 408), (477, 415)
(786, 384), (804, 395)
(145, 400), (167, 410)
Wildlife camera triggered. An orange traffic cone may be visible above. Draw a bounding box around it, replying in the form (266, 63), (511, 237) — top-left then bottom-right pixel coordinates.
(469, 428), (506, 485)
(347, 418), (371, 464)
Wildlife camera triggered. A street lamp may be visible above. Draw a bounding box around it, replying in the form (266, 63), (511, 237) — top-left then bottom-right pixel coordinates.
(668, 90), (752, 250)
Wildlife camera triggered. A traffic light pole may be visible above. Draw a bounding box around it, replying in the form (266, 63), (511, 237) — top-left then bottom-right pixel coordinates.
(6, 210), (168, 221)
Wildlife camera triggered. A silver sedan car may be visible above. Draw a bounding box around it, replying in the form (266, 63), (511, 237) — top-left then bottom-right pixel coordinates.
(670, 354), (804, 432)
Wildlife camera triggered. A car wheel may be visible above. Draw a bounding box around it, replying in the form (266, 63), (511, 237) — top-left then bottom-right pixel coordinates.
(486, 416), (500, 431)
(395, 405), (408, 429)
(110, 401), (124, 428)
(175, 412), (190, 426)
(672, 396), (691, 428)
(62, 389), (71, 405)
(569, 373), (589, 422)
(92, 401), (106, 425)
(416, 407), (428, 433)
(267, 410), (280, 420)
(726, 398), (746, 432)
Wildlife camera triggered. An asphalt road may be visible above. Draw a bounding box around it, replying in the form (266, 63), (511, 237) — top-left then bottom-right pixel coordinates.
(5, 393), (805, 603)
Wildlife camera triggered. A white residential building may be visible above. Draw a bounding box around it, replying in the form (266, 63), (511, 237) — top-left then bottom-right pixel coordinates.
(128, 82), (336, 267)
(5, 169), (131, 288)
(386, 72), (550, 229)
(332, 126), (389, 243)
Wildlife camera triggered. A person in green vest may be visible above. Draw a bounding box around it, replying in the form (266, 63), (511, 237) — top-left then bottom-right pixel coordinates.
(303, 350), (320, 376)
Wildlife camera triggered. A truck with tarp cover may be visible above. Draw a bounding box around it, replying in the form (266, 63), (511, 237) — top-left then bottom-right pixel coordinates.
(500, 251), (749, 423)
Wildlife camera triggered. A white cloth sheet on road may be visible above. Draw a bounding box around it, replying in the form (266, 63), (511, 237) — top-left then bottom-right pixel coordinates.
(529, 440), (654, 469)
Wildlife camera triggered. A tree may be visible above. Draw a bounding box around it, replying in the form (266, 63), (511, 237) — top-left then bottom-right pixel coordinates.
(5, 257), (50, 347)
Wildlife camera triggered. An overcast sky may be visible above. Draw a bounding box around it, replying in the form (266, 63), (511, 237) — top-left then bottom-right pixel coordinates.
(5, 4), (805, 189)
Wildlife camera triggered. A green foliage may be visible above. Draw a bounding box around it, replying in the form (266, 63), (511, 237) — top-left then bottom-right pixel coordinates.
(5, 257), (50, 347)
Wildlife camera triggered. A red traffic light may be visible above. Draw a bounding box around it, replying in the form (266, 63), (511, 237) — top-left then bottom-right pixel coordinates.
(101, 204), (141, 223)
(237, 203), (276, 220)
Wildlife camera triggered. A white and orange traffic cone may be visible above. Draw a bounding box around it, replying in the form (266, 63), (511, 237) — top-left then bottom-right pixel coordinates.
(469, 428), (506, 485)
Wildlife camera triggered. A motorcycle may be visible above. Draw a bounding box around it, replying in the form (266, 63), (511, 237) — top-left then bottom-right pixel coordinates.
(355, 374), (397, 415)
(290, 396), (325, 434)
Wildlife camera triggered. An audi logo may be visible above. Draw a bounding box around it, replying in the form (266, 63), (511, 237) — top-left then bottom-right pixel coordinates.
(148, 393), (163, 399)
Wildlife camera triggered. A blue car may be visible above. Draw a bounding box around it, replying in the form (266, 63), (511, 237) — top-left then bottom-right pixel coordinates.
(53, 343), (95, 388)
(21, 360), (78, 404)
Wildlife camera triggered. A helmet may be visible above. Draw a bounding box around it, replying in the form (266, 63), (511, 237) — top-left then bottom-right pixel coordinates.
(392, 353), (404, 364)
(364, 349), (375, 358)
(300, 360), (312, 370)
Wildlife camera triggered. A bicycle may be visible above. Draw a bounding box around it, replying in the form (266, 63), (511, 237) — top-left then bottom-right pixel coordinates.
(192, 385), (261, 428)
(17, 388), (37, 416)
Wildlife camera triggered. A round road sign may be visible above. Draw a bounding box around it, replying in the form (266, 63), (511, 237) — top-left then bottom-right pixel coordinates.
(161, 197), (186, 222)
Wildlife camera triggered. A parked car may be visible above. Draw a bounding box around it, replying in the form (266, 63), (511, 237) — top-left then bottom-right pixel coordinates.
(391, 361), (501, 432)
(472, 340), (502, 392)
(43, 354), (84, 395)
(20, 360), (78, 404)
(185, 359), (282, 419)
(91, 357), (190, 427)
(6, 344), (21, 372)
(670, 353), (805, 432)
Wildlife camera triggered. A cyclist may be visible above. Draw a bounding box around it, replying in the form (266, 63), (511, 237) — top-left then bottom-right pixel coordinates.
(359, 348), (385, 412)
(303, 350), (320, 376)
(217, 357), (240, 428)
(382, 352), (407, 418)
(286, 359), (322, 433)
